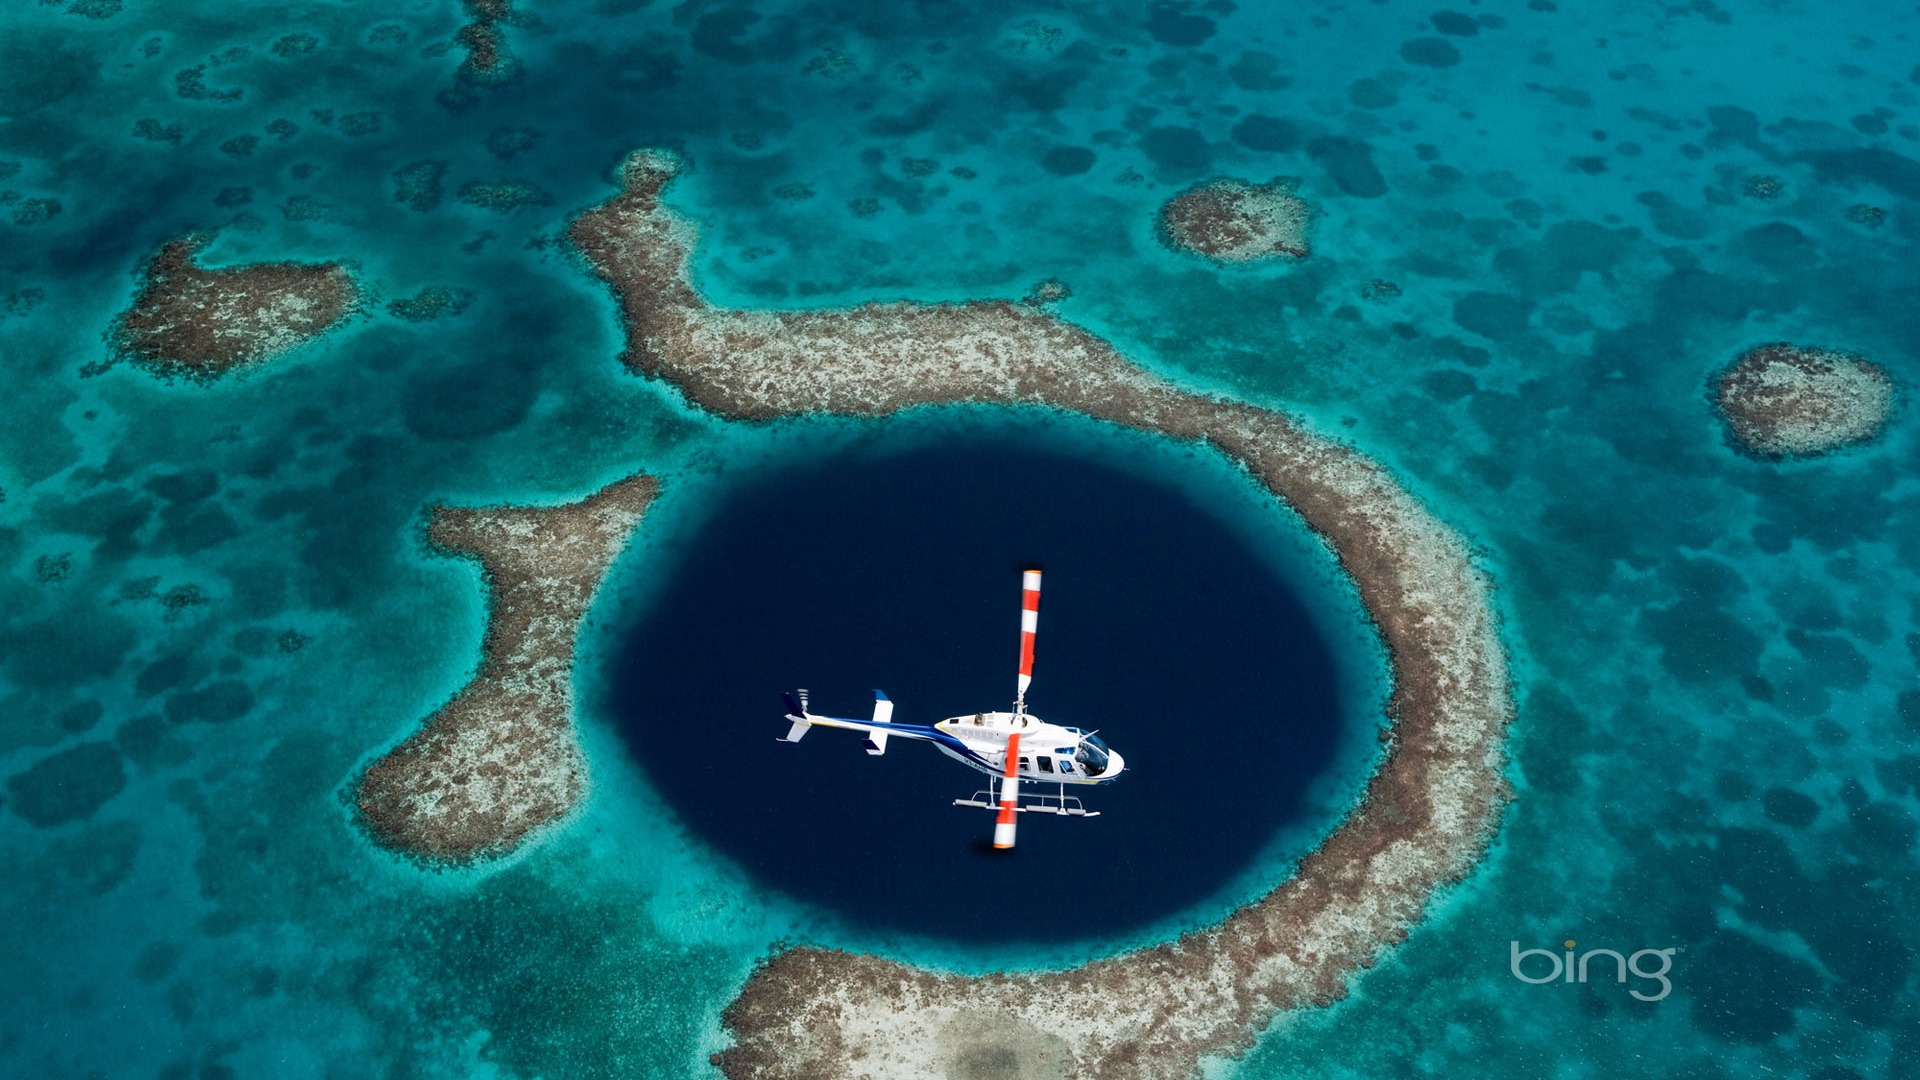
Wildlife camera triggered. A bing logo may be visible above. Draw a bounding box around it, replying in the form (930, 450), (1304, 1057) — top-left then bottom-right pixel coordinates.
(1510, 939), (1675, 1002)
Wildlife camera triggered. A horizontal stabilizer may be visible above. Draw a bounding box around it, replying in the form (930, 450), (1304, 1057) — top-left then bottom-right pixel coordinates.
(863, 690), (894, 755)
(779, 690), (809, 743)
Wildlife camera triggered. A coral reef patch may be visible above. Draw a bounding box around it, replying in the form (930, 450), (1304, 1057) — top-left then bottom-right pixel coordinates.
(1713, 343), (1896, 459)
(353, 475), (660, 865)
(387, 286), (475, 322)
(111, 234), (359, 380)
(1156, 177), (1312, 264)
(454, 0), (518, 85)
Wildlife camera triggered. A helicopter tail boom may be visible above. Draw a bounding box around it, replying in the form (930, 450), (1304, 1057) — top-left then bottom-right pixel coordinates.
(778, 689), (912, 755)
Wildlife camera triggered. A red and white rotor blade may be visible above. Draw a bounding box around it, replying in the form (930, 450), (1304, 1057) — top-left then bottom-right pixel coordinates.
(993, 732), (1021, 849)
(1016, 569), (1041, 705)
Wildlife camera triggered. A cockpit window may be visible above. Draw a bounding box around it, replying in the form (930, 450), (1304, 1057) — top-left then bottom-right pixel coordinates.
(1074, 734), (1110, 776)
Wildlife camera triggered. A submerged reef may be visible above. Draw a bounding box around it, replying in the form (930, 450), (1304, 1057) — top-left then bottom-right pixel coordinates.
(112, 234), (358, 379)
(1157, 177), (1312, 263)
(354, 476), (659, 864)
(457, 179), (552, 213)
(569, 150), (1513, 1079)
(454, 0), (517, 84)
(387, 285), (475, 322)
(1713, 343), (1896, 458)
(1024, 277), (1073, 305)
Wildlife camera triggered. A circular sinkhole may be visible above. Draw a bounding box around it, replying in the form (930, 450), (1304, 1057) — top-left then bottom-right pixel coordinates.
(599, 414), (1379, 948)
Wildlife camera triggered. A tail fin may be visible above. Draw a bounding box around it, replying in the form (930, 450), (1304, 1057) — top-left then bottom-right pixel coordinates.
(778, 691), (810, 743)
(862, 691), (894, 755)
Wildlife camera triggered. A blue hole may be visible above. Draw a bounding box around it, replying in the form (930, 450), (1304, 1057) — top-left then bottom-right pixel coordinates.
(602, 416), (1369, 947)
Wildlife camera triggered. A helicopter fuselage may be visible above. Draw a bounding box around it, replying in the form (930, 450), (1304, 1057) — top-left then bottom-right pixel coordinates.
(932, 711), (1124, 784)
(775, 568), (1120, 847)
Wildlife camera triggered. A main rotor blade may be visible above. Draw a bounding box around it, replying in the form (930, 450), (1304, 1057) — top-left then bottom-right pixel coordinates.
(994, 731), (1021, 849)
(1016, 569), (1041, 705)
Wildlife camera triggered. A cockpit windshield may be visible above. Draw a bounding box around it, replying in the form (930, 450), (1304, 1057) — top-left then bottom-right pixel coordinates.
(1074, 733), (1111, 776)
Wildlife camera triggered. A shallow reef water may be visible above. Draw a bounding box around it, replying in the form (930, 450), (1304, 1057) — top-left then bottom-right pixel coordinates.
(2, 0), (1918, 1077)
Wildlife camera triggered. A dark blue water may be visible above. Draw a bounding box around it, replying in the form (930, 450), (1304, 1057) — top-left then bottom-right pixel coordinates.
(604, 421), (1352, 944)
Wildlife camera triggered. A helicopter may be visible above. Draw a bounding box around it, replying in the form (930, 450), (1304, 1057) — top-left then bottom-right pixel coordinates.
(777, 569), (1124, 849)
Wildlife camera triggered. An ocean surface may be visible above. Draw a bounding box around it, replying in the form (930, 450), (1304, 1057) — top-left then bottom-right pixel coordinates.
(2, 1), (1916, 1077)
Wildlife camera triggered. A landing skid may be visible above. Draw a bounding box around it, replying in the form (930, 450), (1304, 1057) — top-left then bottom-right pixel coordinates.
(954, 776), (1100, 818)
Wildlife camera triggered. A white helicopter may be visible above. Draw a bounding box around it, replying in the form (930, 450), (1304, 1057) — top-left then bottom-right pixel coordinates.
(778, 569), (1124, 849)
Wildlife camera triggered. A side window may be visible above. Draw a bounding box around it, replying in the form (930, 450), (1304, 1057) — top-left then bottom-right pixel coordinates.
(1018, 756), (1031, 772)
(1037, 756), (1053, 774)
(1059, 759), (1074, 773)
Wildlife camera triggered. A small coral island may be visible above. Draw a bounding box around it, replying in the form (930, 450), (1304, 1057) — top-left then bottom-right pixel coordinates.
(1713, 342), (1897, 458)
(1157, 177), (1312, 263)
(113, 234), (358, 379)
(355, 476), (659, 864)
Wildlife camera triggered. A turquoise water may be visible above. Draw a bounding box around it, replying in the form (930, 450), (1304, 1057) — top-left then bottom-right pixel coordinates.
(3, 1), (1917, 1076)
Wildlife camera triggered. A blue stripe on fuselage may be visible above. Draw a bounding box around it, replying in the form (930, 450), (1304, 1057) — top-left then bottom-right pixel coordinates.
(804, 716), (992, 769)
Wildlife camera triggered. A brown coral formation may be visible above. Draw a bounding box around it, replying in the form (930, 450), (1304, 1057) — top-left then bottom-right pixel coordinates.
(1156, 177), (1312, 263)
(455, 0), (516, 83)
(1024, 278), (1073, 305)
(354, 475), (659, 864)
(568, 151), (1513, 1079)
(114, 234), (358, 379)
(1713, 342), (1896, 458)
